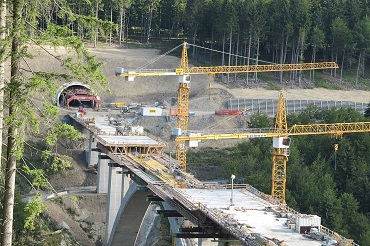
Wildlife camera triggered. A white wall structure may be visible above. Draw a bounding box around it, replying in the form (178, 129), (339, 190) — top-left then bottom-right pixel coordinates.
(139, 107), (163, 116)
(97, 153), (110, 193)
(87, 132), (99, 166)
(105, 162), (124, 244)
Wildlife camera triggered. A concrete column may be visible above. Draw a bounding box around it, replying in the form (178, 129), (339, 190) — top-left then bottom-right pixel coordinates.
(105, 163), (123, 244)
(86, 132), (98, 167)
(121, 168), (130, 201)
(97, 153), (110, 193)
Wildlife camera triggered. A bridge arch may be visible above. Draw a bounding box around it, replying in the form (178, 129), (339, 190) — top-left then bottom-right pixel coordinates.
(108, 182), (155, 246)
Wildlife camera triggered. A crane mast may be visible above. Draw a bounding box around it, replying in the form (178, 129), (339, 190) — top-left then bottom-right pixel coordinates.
(272, 91), (289, 202)
(176, 43), (190, 171)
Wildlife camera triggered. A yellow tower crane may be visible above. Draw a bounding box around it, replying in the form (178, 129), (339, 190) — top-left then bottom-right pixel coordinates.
(175, 90), (370, 203)
(116, 42), (339, 173)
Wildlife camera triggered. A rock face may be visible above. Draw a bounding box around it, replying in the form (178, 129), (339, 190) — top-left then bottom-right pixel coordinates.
(43, 195), (107, 246)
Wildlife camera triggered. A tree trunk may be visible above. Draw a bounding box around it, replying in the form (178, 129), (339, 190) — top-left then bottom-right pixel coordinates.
(119, 6), (123, 45)
(192, 24), (197, 59)
(361, 51), (365, 76)
(298, 31), (306, 87)
(210, 30), (214, 63)
(279, 35), (284, 83)
(227, 29), (232, 83)
(109, 4), (112, 46)
(243, 39), (247, 65)
(311, 45), (316, 82)
(283, 33), (288, 64)
(2, 1), (21, 245)
(158, 7), (161, 36)
(289, 43), (295, 84)
(246, 33), (251, 85)
(234, 33), (239, 82)
(340, 50), (345, 82)
(355, 51), (362, 86)
(222, 32), (225, 66)
(0, 0), (6, 183)
(140, 12), (144, 43)
(254, 36), (260, 83)
(330, 38), (334, 78)
(94, 1), (98, 48)
(334, 54), (338, 78)
(146, 5), (153, 43)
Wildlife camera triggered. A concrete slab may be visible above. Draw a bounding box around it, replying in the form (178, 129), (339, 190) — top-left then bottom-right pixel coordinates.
(181, 189), (322, 246)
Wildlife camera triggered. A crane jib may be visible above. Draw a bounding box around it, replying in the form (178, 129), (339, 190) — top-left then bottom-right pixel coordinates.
(116, 62), (339, 77)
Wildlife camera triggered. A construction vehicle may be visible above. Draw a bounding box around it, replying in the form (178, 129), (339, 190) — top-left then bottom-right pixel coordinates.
(121, 105), (130, 114)
(116, 42), (340, 202)
(78, 105), (87, 115)
(112, 102), (127, 109)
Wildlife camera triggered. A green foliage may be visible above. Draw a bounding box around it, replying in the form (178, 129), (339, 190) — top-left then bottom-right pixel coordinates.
(314, 76), (341, 90)
(248, 112), (271, 128)
(41, 150), (71, 172)
(24, 192), (47, 231)
(265, 82), (281, 90)
(22, 166), (48, 189)
(365, 103), (370, 118)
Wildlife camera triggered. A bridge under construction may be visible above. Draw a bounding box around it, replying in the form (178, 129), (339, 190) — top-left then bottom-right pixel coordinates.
(70, 110), (358, 246)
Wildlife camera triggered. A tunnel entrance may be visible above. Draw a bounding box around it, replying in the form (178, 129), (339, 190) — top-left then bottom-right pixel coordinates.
(56, 82), (100, 109)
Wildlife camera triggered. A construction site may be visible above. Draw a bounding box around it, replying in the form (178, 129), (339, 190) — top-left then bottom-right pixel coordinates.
(45, 41), (370, 245)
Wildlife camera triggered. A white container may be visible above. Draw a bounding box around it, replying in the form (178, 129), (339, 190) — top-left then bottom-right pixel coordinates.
(186, 132), (201, 148)
(131, 126), (144, 135)
(172, 128), (182, 136)
(273, 137), (291, 148)
(139, 107), (163, 116)
(296, 215), (321, 232)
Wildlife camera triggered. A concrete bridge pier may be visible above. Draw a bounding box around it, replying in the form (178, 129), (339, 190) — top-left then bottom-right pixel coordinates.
(87, 132), (99, 167)
(104, 162), (130, 244)
(97, 153), (110, 193)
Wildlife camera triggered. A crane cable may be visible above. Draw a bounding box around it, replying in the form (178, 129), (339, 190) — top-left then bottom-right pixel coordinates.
(136, 43), (183, 71)
(136, 42), (278, 72)
(188, 43), (277, 65)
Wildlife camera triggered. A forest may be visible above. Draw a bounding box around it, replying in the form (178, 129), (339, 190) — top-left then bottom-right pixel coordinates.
(188, 106), (370, 245)
(84, 0), (370, 85)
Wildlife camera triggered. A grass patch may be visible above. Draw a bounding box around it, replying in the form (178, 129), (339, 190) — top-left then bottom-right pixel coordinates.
(358, 79), (370, 88)
(314, 74), (341, 90)
(266, 82), (282, 90)
(341, 69), (357, 84)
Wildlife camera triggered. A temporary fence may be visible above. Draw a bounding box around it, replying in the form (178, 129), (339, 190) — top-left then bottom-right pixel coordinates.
(228, 98), (367, 116)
